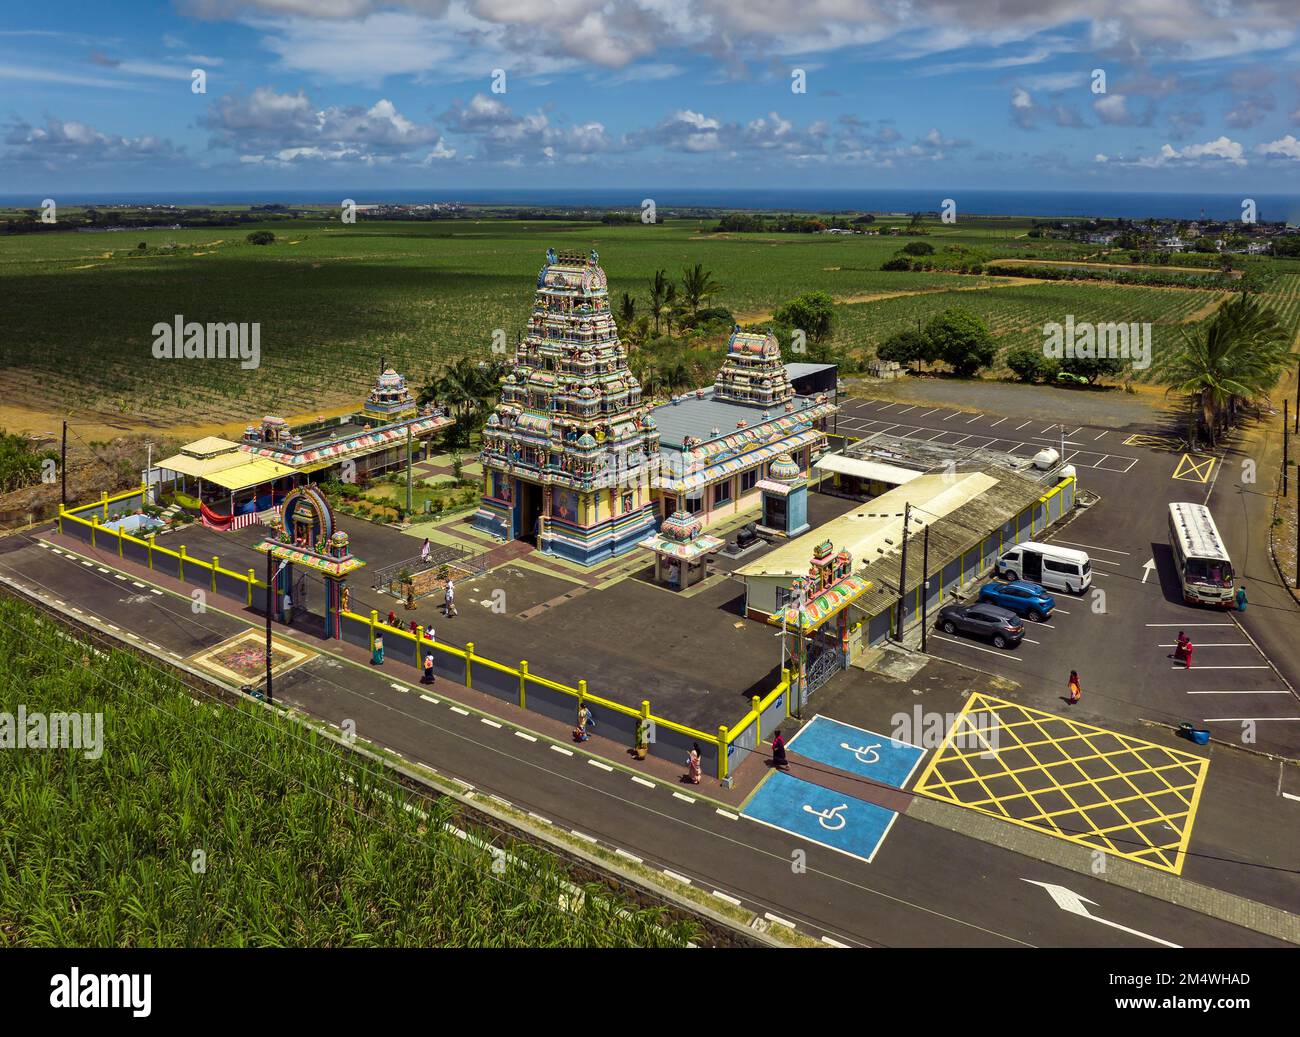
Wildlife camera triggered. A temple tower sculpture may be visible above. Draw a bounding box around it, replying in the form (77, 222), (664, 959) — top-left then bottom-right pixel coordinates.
(474, 248), (661, 565)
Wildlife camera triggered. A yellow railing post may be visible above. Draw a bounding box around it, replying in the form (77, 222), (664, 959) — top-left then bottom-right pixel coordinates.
(369, 610), (378, 651)
(577, 679), (587, 710)
(247, 569), (255, 606)
(57, 507), (64, 535)
(641, 699), (651, 745)
(117, 526), (124, 557)
(212, 556), (219, 592)
(519, 661), (528, 708)
(101, 491), (109, 520)
(147, 534), (154, 569)
(90, 516), (99, 549)
(717, 725), (729, 781)
(466, 642), (475, 688)
(178, 544), (187, 581)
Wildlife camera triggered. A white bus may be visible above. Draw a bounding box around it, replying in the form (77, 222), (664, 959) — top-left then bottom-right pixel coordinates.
(1167, 502), (1234, 607)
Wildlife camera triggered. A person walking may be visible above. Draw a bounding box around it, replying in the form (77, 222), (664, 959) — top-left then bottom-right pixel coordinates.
(1235, 584), (1248, 612)
(372, 632), (385, 666)
(772, 729), (789, 770)
(421, 537), (431, 565)
(574, 703), (594, 742)
(444, 578), (458, 618)
(422, 649), (435, 685)
(282, 590), (292, 626)
(1171, 631), (1190, 665)
(685, 743), (702, 784)
(1067, 669), (1081, 705)
(1181, 635), (1194, 669)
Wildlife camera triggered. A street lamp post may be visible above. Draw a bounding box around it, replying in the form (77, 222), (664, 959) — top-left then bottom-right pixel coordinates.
(265, 549), (274, 703)
(896, 502), (911, 641)
(920, 522), (930, 654)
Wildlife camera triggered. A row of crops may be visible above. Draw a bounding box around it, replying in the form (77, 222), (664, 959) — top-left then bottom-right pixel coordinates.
(0, 597), (694, 946)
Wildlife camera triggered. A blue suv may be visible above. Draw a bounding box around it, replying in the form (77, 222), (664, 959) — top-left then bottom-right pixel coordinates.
(978, 580), (1055, 622)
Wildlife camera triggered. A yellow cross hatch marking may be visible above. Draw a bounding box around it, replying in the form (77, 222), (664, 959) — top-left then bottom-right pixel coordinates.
(911, 694), (1210, 874)
(1171, 453), (1216, 483)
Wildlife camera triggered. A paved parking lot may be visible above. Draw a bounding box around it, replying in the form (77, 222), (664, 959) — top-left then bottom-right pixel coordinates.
(838, 393), (1299, 759)
(838, 397), (1140, 473)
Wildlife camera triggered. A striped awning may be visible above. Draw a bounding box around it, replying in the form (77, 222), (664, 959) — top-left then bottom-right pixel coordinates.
(241, 414), (452, 469)
(202, 457), (298, 491)
(658, 427), (823, 493)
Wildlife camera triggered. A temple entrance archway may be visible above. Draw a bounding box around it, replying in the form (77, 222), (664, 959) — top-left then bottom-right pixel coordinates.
(515, 480), (543, 544)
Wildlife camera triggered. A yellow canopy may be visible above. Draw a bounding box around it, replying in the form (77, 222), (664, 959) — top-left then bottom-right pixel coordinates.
(155, 448), (248, 479)
(201, 457), (297, 491)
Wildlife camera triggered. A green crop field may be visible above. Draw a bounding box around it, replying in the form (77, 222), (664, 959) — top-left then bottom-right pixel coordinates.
(0, 215), (1295, 426)
(0, 597), (695, 947)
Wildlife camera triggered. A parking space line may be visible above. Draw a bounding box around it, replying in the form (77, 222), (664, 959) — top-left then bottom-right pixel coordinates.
(918, 407), (940, 417)
(1014, 420), (1033, 430)
(897, 405), (917, 414)
(943, 411), (962, 421)
(1204, 717), (1300, 722)
(929, 633), (1022, 660)
(1158, 643), (1249, 648)
(989, 417), (1007, 428)
(1187, 690), (1290, 695)
(1172, 665), (1270, 670)
(949, 435), (970, 445)
(1094, 430), (1109, 441)
(877, 403), (896, 411)
(1145, 622), (1232, 627)
(1055, 540), (1130, 555)
(1021, 637), (1041, 645)
(1091, 557), (1121, 566)
(966, 413), (983, 423)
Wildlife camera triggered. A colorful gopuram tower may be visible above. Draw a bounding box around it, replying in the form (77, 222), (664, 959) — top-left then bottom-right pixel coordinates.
(474, 248), (661, 565)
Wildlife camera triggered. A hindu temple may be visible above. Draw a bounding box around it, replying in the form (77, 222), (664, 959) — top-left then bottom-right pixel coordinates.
(474, 248), (662, 565)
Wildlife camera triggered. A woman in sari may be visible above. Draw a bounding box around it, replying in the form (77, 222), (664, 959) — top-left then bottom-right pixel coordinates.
(686, 743), (702, 784)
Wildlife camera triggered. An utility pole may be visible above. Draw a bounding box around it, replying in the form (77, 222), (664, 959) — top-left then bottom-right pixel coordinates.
(406, 425), (414, 514)
(920, 521), (930, 654)
(1285, 401), (1290, 498)
(265, 551), (275, 703)
(896, 502), (911, 641)
(60, 420), (67, 507)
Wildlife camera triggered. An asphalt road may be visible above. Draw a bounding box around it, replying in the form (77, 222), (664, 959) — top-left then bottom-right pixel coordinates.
(0, 527), (1290, 948)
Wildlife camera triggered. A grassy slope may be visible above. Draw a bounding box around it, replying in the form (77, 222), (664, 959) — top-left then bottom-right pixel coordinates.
(0, 598), (692, 947)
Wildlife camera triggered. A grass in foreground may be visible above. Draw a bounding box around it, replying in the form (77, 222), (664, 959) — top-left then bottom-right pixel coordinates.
(0, 597), (694, 947)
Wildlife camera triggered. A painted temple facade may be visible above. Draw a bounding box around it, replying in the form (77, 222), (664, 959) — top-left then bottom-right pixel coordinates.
(474, 249), (662, 565)
(474, 250), (839, 567)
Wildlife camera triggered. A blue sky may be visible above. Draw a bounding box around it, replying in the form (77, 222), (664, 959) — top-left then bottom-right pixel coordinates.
(2, 0), (1300, 196)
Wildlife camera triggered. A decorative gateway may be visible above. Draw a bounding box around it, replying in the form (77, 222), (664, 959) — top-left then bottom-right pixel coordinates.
(473, 249), (661, 566)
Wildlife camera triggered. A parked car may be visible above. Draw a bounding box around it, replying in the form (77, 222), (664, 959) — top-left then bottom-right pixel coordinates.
(996, 540), (1092, 593)
(936, 603), (1024, 649)
(978, 580), (1055, 621)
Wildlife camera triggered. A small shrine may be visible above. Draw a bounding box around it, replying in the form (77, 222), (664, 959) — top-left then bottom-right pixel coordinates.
(362, 365), (419, 422)
(768, 540), (872, 707)
(755, 452), (809, 538)
(711, 328), (796, 407)
(254, 485), (365, 638)
(638, 510), (725, 590)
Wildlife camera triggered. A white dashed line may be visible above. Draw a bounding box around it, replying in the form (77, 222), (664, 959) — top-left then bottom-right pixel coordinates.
(570, 830), (598, 844)
(765, 912), (795, 929)
(631, 776), (656, 788)
(449, 706), (470, 716)
(550, 745), (573, 756)
(672, 791), (696, 804)
(132, 581), (146, 588)
(480, 718), (503, 729)
(821, 936), (850, 948)
(711, 890), (742, 906)
(588, 759), (614, 772)
(527, 812), (552, 826)
(614, 848), (643, 863)
(149, 589), (162, 596)
(715, 808), (739, 820)
(113, 574), (126, 581)
(662, 870), (692, 885)
(514, 731), (537, 742)
(419, 694), (439, 704)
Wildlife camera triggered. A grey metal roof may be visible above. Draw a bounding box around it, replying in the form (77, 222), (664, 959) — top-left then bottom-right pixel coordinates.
(783, 362), (837, 379)
(649, 387), (825, 456)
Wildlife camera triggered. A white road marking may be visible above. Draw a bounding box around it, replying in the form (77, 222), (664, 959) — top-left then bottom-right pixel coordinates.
(765, 912), (796, 929)
(918, 408), (940, 417)
(631, 776), (656, 788)
(715, 808), (739, 820)
(570, 830), (598, 844)
(1023, 880), (1180, 948)
(1021, 637), (1041, 645)
(527, 812), (552, 825)
(1283, 792), (1300, 802)
(449, 706), (470, 716)
(662, 870), (692, 885)
(389, 682), (408, 693)
(929, 633), (1023, 660)
(673, 791), (696, 803)
(1091, 557), (1121, 566)
(896, 405), (917, 414)
(588, 759), (614, 772)
(1054, 540), (1131, 555)
(1204, 717), (1300, 722)
(711, 890), (742, 906)
(989, 417), (1007, 428)
(821, 936), (851, 948)
(550, 745), (573, 756)
(949, 435), (970, 445)
(966, 413), (983, 423)
(514, 731), (537, 742)
(877, 402), (896, 411)
(1145, 623), (1233, 627)
(615, 848), (643, 863)
(1172, 665), (1270, 670)
(113, 574), (126, 581)
(419, 694), (439, 703)
(1158, 643), (1249, 648)
(1186, 690), (1291, 695)
(1094, 430), (1109, 441)
(1014, 420), (1032, 430)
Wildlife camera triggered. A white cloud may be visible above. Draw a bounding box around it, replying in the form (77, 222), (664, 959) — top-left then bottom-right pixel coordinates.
(1257, 134), (1300, 160)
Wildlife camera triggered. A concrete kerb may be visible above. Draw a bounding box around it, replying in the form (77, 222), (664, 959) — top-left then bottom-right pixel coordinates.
(0, 574), (787, 949)
(906, 794), (1300, 946)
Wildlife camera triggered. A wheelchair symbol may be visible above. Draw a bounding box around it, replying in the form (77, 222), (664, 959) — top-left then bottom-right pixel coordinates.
(841, 742), (881, 765)
(801, 803), (848, 831)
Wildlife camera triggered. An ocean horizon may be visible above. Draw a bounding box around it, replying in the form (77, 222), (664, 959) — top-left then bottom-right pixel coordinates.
(2, 187), (1298, 223)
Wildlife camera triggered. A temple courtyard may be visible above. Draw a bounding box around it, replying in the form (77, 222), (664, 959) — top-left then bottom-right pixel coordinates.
(161, 487), (861, 732)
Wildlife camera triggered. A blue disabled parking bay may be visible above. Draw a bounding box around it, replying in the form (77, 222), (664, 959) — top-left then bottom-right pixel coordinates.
(742, 771), (897, 864)
(784, 715), (926, 789)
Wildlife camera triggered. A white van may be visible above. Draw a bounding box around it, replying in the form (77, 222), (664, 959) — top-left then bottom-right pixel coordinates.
(996, 541), (1092, 594)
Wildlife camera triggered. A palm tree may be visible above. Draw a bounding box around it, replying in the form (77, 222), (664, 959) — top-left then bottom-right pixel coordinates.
(1161, 292), (1292, 449)
(419, 356), (507, 447)
(663, 283), (678, 337)
(648, 269), (668, 336)
(618, 292), (636, 326)
(679, 263), (721, 317)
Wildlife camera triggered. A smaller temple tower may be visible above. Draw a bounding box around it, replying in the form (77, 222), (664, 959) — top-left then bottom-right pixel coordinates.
(756, 452), (810, 538)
